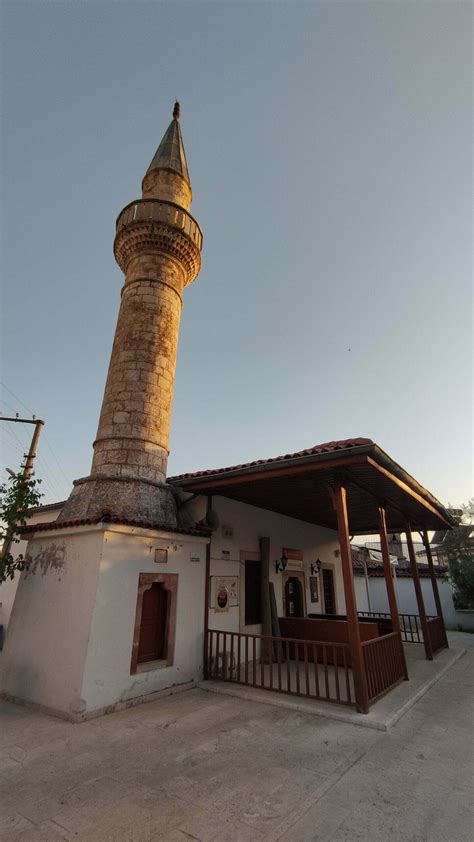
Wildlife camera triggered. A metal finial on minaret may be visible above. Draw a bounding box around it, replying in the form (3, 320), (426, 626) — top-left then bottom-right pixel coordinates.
(144, 102), (190, 186)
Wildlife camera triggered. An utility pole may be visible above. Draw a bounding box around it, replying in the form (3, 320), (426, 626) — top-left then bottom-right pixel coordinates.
(0, 416), (44, 561)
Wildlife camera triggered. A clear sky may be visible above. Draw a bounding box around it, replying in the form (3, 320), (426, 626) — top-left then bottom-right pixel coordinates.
(1, 0), (472, 509)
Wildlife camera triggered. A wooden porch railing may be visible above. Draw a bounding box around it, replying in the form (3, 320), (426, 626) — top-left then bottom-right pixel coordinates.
(358, 611), (428, 643)
(362, 631), (406, 702)
(426, 616), (448, 654)
(206, 629), (353, 706)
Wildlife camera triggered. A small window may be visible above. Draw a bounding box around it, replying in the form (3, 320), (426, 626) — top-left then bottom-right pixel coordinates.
(131, 573), (178, 674)
(245, 559), (262, 626)
(137, 583), (169, 663)
(322, 568), (336, 615)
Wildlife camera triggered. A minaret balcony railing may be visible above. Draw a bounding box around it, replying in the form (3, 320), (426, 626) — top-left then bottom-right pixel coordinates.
(116, 199), (203, 252)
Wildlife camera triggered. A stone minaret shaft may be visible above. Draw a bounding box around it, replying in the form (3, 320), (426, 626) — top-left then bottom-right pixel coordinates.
(60, 104), (202, 523)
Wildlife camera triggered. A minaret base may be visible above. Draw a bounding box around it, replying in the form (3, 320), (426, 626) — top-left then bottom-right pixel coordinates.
(1, 520), (208, 720)
(57, 475), (179, 525)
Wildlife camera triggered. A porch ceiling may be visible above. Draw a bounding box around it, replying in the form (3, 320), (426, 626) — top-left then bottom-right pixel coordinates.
(169, 442), (454, 534)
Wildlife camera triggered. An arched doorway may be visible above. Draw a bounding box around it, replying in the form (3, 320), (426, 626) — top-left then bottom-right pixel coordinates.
(284, 575), (305, 617)
(137, 582), (169, 663)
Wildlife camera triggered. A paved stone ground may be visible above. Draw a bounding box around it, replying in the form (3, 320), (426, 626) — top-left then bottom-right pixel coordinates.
(0, 632), (472, 842)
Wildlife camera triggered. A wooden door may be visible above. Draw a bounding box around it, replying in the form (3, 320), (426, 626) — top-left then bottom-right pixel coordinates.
(285, 576), (304, 617)
(137, 583), (169, 663)
(322, 568), (336, 615)
(245, 559), (262, 626)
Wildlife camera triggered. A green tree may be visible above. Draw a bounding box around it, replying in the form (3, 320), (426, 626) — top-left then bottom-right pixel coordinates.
(443, 499), (474, 610)
(0, 465), (43, 584)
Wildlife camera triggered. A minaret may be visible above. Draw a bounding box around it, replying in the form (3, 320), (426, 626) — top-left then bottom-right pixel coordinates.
(60, 103), (202, 524)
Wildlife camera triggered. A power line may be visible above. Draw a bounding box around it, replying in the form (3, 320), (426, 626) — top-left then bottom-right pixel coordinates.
(18, 421), (68, 498)
(31, 455), (67, 500)
(1, 422), (69, 501)
(0, 398), (19, 416)
(0, 382), (35, 416)
(1, 422), (31, 455)
(1, 433), (57, 501)
(1, 424), (64, 501)
(42, 435), (73, 489)
(0, 381), (73, 493)
(1, 436), (56, 499)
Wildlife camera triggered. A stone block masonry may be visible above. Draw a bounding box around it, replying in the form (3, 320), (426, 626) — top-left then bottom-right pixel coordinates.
(142, 167), (192, 210)
(92, 270), (184, 484)
(59, 110), (202, 524)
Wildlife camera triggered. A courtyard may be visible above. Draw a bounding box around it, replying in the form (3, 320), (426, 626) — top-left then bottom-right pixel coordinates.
(0, 632), (472, 842)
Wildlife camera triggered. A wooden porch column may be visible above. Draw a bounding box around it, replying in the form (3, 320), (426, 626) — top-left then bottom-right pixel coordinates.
(203, 540), (211, 679)
(260, 536), (273, 663)
(379, 506), (408, 679)
(422, 530), (449, 649)
(406, 524), (433, 660)
(203, 496), (212, 680)
(332, 484), (370, 713)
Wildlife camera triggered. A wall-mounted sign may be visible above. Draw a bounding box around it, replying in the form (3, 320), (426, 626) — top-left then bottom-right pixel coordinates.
(309, 575), (319, 603)
(154, 548), (168, 564)
(190, 556), (201, 563)
(210, 576), (239, 612)
(283, 547), (303, 571)
(287, 559), (303, 571)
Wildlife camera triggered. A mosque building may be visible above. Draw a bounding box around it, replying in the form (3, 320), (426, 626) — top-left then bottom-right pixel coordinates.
(0, 105), (453, 720)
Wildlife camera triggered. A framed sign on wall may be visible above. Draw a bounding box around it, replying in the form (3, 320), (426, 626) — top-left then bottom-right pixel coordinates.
(210, 576), (239, 613)
(282, 547), (304, 571)
(309, 575), (319, 603)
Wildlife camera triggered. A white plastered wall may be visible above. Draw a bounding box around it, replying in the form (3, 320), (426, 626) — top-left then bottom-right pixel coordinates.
(184, 495), (345, 635)
(1, 522), (209, 718)
(0, 525), (104, 715)
(355, 573), (474, 631)
(0, 504), (63, 640)
(80, 525), (208, 712)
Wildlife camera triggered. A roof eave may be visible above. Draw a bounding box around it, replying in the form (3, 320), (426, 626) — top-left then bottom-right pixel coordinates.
(168, 443), (377, 487)
(369, 445), (456, 529)
(169, 442), (454, 530)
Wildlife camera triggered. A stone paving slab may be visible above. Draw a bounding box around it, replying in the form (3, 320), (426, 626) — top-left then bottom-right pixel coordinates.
(0, 632), (472, 841)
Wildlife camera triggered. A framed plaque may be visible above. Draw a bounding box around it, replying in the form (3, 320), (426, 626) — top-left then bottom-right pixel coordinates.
(309, 575), (319, 603)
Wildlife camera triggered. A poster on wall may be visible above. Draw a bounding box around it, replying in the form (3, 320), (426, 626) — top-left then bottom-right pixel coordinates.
(283, 547), (303, 571)
(210, 576), (239, 612)
(309, 575), (319, 603)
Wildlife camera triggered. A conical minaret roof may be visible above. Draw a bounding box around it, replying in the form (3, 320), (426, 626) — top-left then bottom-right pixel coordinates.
(146, 102), (190, 184)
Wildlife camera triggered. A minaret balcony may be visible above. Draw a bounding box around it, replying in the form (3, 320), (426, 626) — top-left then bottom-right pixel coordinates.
(116, 199), (202, 250)
(114, 199), (203, 284)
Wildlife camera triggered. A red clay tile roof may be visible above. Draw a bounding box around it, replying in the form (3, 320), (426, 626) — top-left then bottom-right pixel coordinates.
(351, 547), (386, 573)
(169, 438), (374, 482)
(351, 547), (447, 578)
(20, 512), (210, 538)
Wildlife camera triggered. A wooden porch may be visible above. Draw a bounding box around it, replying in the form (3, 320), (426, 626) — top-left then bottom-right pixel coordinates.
(171, 438), (454, 714)
(203, 501), (449, 714)
(202, 631), (465, 734)
(357, 611), (448, 654)
(206, 610), (447, 711)
(206, 627), (404, 708)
